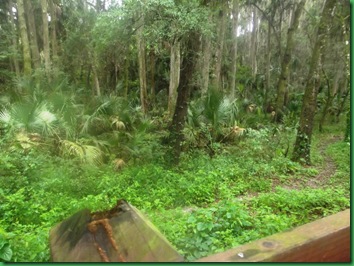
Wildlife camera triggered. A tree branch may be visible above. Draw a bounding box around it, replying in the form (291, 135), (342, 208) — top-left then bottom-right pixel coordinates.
(250, 2), (281, 49)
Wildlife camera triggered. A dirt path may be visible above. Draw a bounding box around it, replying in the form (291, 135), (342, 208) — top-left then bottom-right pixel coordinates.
(285, 135), (341, 190)
(236, 134), (342, 201)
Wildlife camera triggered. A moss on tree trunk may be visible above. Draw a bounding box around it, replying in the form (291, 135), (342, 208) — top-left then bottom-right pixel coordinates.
(168, 31), (201, 164)
(292, 0), (337, 164)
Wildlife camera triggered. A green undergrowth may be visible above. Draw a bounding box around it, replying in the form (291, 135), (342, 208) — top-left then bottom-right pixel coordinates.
(0, 127), (350, 262)
(147, 186), (349, 261)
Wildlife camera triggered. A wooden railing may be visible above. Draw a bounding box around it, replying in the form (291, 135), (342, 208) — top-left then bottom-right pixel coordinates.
(196, 209), (350, 262)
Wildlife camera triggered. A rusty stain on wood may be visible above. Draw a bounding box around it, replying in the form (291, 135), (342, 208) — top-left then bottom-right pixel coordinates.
(49, 200), (184, 262)
(196, 209), (350, 262)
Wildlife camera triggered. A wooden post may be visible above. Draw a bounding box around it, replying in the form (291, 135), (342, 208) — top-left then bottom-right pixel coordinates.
(49, 200), (184, 262)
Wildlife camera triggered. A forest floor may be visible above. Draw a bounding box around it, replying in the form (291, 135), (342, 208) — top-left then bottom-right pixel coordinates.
(307, 135), (341, 187)
(285, 134), (341, 190)
(236, 133), (343, 201)
(1, 119), (350, 262)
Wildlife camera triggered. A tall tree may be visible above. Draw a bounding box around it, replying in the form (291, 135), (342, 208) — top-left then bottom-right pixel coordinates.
(200, 0), (212, 97)
(149, 50), (156, 102)
(49, 0), (59, 60)
(229, 0), (239, 98)
(41, 0), (51, 74)
(200, 36), (211, 96)
(274, 0), (306, 122)
(250, 6), (258, 77)
(264, 3), (277, 108)
(17, 0), (32, 75)
(318, 62), (343, 132)
(136, 4), (148, 114)
(212, 1), (227, 90)
(168, 39), (181, 117)
(169, 30), (201, 164)
(7, 0), (20, 76)
(25, 0), (41, 69)
(292, 0), (337, 164)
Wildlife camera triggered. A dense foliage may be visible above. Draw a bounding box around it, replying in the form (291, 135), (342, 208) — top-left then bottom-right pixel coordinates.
(0, 105), (350, 261)
(0, 0), (350, 262)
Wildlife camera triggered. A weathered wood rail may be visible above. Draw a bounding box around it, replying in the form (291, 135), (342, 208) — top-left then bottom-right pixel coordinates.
(196, 209), (350, 262)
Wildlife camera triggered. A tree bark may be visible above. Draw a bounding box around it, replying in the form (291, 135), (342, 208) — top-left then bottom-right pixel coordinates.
(49, 0), (59, 60)
(168, 40), (181, 117)
(274, 0), (306, 122)
(7, 0), (20, 77)
(319, 65), (342, 132)
(230, 0), (239, 99)
(41, 0), (51, 75)
(136, 3), (148, 114)
(25, 0), (41, 69)
(335, 78), (349, 123)
(213, 1), (227, 91)
(149, 50), (156, 103)
(137, 31), (148, 114)
(250, 6), (258, 77)
(124, 56), (129, 98)
(264, 6), (276, 109)
(92, 64), (101, 96)
(292, 0), (337, 165)
(201, 34), (211, 97)
(17, 0), (32, 75)
(168, 31), (201, 164)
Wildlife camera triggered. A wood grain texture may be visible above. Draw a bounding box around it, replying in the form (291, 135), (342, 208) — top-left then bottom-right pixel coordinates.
(49, 200), (184, 262)
(196, 209), (350, 262)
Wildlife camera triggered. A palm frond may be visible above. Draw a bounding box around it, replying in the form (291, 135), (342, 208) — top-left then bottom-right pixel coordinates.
(110, 116), (126, 131)
(8, 102), (38, 131)
(0, 109), (11, 125)
(80, 100), (112, 135)
(59, 139), (103, 165)
(32, 104), (58, 137)
(82, 144), (103, 165)
(187, 99), (204, 127)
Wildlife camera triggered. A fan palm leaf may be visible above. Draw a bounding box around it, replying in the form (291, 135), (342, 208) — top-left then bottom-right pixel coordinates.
(32, 103), (58, 137)
(59, 139), (103, 165)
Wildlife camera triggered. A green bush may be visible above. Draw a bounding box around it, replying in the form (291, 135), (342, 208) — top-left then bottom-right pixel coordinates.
(174, 200), (252, 261)
(250, 187), (349, 224)
(0, 100), (349, 262)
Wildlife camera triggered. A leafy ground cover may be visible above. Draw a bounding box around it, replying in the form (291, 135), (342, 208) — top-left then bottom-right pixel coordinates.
(0, 119), (350, 262)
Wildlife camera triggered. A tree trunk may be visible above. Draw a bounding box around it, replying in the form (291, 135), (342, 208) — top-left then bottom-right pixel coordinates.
(335, 78), (349, 123)
(264, 6), (276, 109)
(278, 5), (283, 64)
(149, 50), (156, 103)
(136, 5), (148, 114)
(25, 0), (41, 69)
(8, 0), (20, 77)
(229, 0), (239, 99)
(137, 32), (148, 114)
(168, 31), (201, 164)
(92, 64), (101, 96)
(124, 56), (129, 98)
(201, 34), (211, 97)
(213, 1), (227, 91)
(168, 40), (181, 117)
(319, 65), (342, 132)
(41, 0), (51, 75)
(292, 0), (337, 165)
(274, 0), (306, 122)
(49, 0), (58, 60)
(17, 0), (32, 75)
(250, 7), (258, 77)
